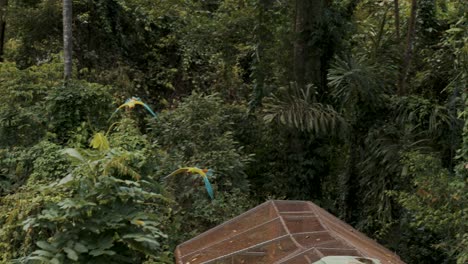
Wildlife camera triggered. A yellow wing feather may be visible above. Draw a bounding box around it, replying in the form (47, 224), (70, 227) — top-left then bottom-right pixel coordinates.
(164, 167), (207, 179)
(186, 167), (206, 177)
(164, 167), (189, 179)
(164, 167), (213, 199)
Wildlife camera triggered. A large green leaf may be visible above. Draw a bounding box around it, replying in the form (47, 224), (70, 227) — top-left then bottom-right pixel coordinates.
(63, 247), (79, 261)
(90, 132), (110, 151)
(62, 148), (85, 162)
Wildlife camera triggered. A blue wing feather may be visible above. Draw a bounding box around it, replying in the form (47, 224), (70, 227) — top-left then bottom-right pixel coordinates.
(108, 108), (121, 121)
(202, 176), (214, 200)
(142, 103), (158, 118)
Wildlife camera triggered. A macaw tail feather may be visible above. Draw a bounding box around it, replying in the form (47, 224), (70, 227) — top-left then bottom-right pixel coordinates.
(202, 176), (214, 200)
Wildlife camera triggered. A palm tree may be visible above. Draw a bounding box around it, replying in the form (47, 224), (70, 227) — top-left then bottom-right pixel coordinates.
(328, 55), (386, 220)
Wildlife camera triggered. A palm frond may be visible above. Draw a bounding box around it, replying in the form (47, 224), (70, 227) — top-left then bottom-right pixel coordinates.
(328, 55), (387, 111)
(356, 125), (431, 231)
(263, 84), (347, 137)
(393, 96), (459, 138)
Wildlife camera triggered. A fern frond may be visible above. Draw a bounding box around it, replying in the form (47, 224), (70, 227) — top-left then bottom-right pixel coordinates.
(103, 155), (141, 180)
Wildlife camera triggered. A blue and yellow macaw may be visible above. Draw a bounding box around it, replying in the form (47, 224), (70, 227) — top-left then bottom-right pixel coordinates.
(165, 167), (214, 199)
(112, 97), (157, 118)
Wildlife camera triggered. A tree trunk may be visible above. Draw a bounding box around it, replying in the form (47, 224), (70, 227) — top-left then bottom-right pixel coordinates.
(0, 0), (8, 62)
(306, 0), (323, 91)
(394, 0), (400, 40)
(294, 0), (324, 91)
(373, 6), (389, 61)
(250, 0), (272, 110)
(345, 0), (360, 19)
(398, 0), (417, 96)
(294, 0), (307, 89)
(63, 0), (73, 81)
(341, 131), (359, 222)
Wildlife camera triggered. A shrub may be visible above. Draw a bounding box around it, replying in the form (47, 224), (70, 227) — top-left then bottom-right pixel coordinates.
(22, 143), (170, 263)
(148, 93), (254, 242)
(45, 81), (114, 144)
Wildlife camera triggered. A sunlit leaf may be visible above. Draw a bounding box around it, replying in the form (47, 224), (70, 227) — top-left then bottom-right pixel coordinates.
(90, 132), (110, 151)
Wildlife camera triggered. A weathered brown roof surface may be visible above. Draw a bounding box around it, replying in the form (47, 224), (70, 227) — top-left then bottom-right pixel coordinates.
(175, 200), (405, 264)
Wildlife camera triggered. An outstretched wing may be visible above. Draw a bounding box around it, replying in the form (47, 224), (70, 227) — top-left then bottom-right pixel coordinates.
(117, 102), (130, 109)
(108, 108), (120, 121)
(108, 101), (132, 120)
(139, 102), (158, 118)
(187, 167), (207, 177)
(110, 97), (157, 120)
(164, 167), (190, 179)
(164, 167), (214, 199)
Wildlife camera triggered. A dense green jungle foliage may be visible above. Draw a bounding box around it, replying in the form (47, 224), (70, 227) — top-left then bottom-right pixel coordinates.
(0, 0), (466, 263)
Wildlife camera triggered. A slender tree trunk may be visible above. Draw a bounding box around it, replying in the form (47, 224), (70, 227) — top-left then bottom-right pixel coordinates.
(398, 0), (417, 96)
(294, 0), (324, 91)
(394, 0), (400, 40)
(307, 0), (323, 90)
(341, 132), (359, 222)
(250, 0), (272, 110)
(0, 0), (8, 62)
(373, 6), (389, 61)
(63, 0), (73, 81)
(294, 0), (307, 89)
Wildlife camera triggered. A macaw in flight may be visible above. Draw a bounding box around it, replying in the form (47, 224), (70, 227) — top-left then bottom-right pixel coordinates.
(112, 97), (157, 118)
(165, 167), (214, 199)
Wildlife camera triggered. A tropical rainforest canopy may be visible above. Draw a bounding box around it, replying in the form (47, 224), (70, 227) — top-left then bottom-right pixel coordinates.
(0, 0), (466, 263)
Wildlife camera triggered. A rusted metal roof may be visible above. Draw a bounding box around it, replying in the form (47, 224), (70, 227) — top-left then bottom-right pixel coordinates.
(175, 200), (405, 264)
